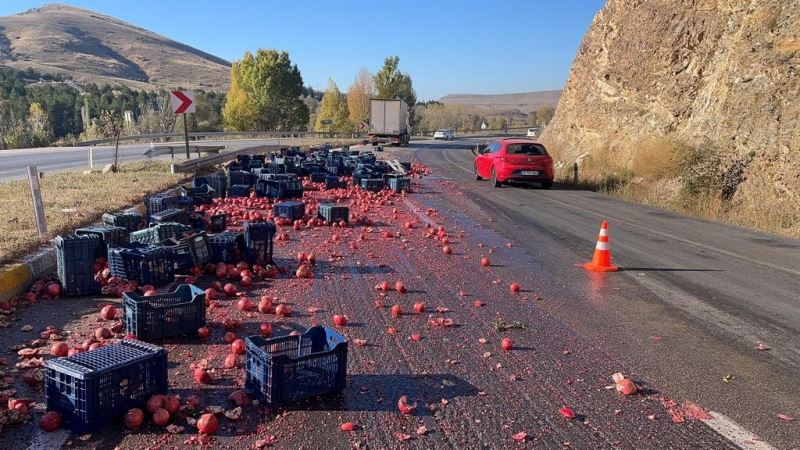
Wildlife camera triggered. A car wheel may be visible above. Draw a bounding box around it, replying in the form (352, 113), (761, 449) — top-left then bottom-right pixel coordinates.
(541, 181), (553, 190)
(474, 164), (482, 180)
(491, 167), (501, 188)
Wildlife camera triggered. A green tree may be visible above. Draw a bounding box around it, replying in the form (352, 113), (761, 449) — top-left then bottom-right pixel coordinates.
(314, 79), (350, 133)
(26, 103), (53, 147)
(374, 56), (417, 125)
(223, 49), (309, 131)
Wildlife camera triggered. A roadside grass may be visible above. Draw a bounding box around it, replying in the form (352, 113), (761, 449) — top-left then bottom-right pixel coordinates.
(553, 138), (800, 239)
(0, 161), (185, 267)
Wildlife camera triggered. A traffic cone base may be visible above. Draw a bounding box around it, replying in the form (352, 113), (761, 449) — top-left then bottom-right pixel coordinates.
(584, 221), (619, 272)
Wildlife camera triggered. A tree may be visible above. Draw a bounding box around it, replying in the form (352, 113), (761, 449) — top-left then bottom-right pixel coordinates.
(374, 56), (417, 125)
(222, 49), (309, 131)
(347, 68), (374, 129)
(314, 79), (350, 133)
(98, 110), (123, 172)
(26, 103), (52, 147)
(536, 106), (555, 126)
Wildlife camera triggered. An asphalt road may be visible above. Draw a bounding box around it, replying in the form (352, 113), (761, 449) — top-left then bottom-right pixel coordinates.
(0, 139), (283, 182)
(408, 139), (800, 449)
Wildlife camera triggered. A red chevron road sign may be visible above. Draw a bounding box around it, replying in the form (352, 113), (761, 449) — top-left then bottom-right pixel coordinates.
(170, 91), (196, 114)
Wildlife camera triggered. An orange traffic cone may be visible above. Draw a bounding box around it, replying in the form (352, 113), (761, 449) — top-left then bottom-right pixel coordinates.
(584, 221), (619, 272)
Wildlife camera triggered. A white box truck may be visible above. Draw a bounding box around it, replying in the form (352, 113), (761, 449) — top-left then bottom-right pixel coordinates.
(368, 98), (410, 146)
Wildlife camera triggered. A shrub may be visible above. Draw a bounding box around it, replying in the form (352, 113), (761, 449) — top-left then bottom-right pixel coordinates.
(676, 141), (722, 198)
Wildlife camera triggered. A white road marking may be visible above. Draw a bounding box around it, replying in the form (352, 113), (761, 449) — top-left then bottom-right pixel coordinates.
(704, 411), (777, 450)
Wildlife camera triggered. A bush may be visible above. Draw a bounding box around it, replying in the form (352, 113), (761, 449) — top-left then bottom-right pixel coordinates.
(630, 137), (681, 179)
(676, 141), (722, 198)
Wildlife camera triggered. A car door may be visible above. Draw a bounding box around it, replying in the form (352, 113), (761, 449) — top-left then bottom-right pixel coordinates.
(477, 142), (498, 177)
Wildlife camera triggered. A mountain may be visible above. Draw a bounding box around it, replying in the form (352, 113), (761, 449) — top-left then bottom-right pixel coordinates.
(543, 0), (799, 226)
(439, 90), (561, 113)
(0, 3), (231, 91)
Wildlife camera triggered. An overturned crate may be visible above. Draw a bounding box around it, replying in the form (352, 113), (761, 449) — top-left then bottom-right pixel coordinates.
(161, 232), (211, 271)
(210, 214), (227, 233)
(387, 176), (411, 192)
(360, 178), (384, 192)
(75, 226), (129, 258)
(318, 204), (349, 223)
(245, 326), (348, 405)
(54, 235), (101, 297)
(130, 223), (191, 245)
(123, 284), (206, 341)
(44, 340), (168, 433)
(243, 221), (276, 266)
(208, 231), (245, 264)
(273, 201), (305, 221)
(108, 243), (175, 286)
(102, 212), (142, 233)
(180, 185), (215, 205)
(144, 194), (178, 222)
(150, 208), (188, 226)
(193, 173), (226, 198)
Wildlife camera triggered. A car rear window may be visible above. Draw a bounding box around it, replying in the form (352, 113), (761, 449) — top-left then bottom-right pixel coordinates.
(506, 143), (547, 155)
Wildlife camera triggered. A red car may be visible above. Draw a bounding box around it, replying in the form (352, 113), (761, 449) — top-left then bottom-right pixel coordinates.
(474, 138), (554, 188)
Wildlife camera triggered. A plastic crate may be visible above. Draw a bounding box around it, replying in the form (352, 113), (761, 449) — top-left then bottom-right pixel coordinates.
(325, 165), (342, 176)
(102, 212), (142, 232)
(180, 185), (215, 205)
(360, 178), (385, 192)
(129, 223), (191, 244)
(228, 171), (254, 187)
(264, 179), (303, 199)
(318, 204), (349, 223)
(208, 231), (245, 264)
(388, 177), (411, 192)
(193, 173), (226, 198)
(188, 212), (206, 231)
(75, 226), (129, 257)
(123, 284), (206, 341)
(149, 208), (188, 225)
(44, 340), (167, 433)
(245, 326), (347, 405)
(228, 184), (251, 198)
(266, 163), (286, 175)
(210, 214), (227, 233)
(273, 201), (305, 221)
(309, 172), (327, 183)
(108, 243), (175, 286)
(54, 235), (100, 297)
(325, 176), (346, 190)
(144, 194), (178, 221)
(243, 221), (276, 266)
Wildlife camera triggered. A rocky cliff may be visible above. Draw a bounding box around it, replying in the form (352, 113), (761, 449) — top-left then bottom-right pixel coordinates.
(543, 0), (799, 208)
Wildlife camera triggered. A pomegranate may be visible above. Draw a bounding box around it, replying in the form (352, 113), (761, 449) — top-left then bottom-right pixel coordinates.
(501, 337), (514, 351)
(39, 411), (62, 432)
(231, 339), (246, 355)
(559, 407), (576, 420)
(340, 422), (355, 432)
(45, 282), (62, 298)
(94, 327), (112, 340)
(204, 288), (217, 301)
(143, 290), (157, 297)
(390, 304), (402, 317)
(413, 302), (425, 314)
(612, 373), (638, 395)
(510, 283), (521, 293)
(146, 394), (166, 413)
(260, 322), (273, 336)
(193, 368), (211, 384)
(224, 332), (236, 343)
(164, 396), (180, 414)
(223, 354), (240, 369)
(197, 326), (210, 338)
(395, 281), (407, 293)
(152, 408), (170, 426)
(480, 256), (491, 267)
(442, 246), (453, 255)
(237, 298), (254, 312)
(229, 390), (250, 407)
(258, 297), (274, 313)
(332, 315), (348, 327)
(50, 342), (68, 357)
(375, 281), (390, 291)
(397, 396), (416, 415)
(124, 408), (144, 429)
(99, 305), (117, 320)
(223, 283), (237, 296)
(197, 413), (219, 434)
(275, 304), (291, 317)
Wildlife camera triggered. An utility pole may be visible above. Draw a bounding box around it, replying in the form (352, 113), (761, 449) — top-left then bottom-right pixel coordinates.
(183, 113), (190, 159)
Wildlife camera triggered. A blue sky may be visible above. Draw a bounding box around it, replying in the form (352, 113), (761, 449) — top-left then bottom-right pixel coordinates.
(0, 1), (606, 99)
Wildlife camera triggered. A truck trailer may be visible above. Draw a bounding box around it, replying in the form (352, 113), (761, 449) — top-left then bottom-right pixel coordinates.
(368, 98), (410, 146)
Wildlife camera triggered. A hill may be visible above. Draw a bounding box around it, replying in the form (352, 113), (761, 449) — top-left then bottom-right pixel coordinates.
(439, 90), (561, 113)
(0, 3), (231, 91)
(543, 0), (800, 237)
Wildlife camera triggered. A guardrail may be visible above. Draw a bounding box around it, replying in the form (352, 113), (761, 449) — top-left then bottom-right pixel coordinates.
(170, 144), (283, 174)
(76, 131), (367, 147)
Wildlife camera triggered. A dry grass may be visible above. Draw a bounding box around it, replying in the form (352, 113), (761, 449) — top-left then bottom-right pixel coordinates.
(629, 137), (681, 179)
(0, 161), (185, 266)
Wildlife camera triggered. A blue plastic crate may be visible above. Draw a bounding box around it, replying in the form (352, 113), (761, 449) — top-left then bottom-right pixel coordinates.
(264, 179), (303, 199)
(273, 201), (305, 221)
(129, 223), (191, 244)
(44, 340), (167, 433)
(228, 170), (254, 187)
(318, 204), (349, 223)
(180, 185), (215, 205)
(193, 173), (226, 198)
(149, 208), (187, 225)
(360, 178), (385, 192)
(228, 184), (251, 198)
(54, 235), (100, 297)
(123, 284), (206, 341)
(309, 172), (327, 183)
(388, 177), (411, 192)
(162, 232), (210, 270)
(245, 326), (347, 405)
(208, 231), (245, 263)
(108, 243), (175, 286)
(325, 176), (346, 190)
(188, 211), (206, 231)
(144, 194), (178, 221)
(243, 221), (276, 266)
(102, 212), (142, 232)
(75, 226), (129, 258)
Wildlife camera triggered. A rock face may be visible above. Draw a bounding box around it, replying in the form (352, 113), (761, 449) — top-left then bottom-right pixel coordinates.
(543, 0), (799, 203)
(0, 4), (231, 91)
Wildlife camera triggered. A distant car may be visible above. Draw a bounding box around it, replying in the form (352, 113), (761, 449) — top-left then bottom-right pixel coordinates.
(474, 138), (554, 189)
(433, 129), (454, 141)
(526, 128), (539, 138)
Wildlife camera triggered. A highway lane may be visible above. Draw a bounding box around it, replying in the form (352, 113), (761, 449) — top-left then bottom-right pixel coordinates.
(0, 139), (284, 181)
(408, 139), (800, 448)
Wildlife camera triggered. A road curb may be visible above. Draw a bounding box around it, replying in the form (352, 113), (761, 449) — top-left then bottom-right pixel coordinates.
(0, 203), (148, 302)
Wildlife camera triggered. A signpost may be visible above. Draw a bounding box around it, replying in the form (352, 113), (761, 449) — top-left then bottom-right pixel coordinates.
(170, 91), (196, 159)
(321, 119), (333, 137)
(26, 166), (47, 238)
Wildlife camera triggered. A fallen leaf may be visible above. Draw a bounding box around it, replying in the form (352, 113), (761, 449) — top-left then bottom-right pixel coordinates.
(722, 374), (735, 383)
